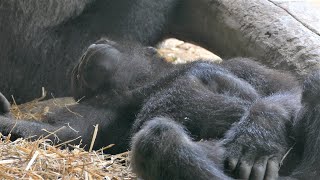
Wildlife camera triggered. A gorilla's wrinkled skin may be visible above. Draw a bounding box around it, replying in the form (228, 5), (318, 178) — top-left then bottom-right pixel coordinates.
(0, 40), (320, 180)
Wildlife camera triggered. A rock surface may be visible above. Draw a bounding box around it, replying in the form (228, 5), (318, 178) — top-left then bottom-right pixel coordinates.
(173, 0), (320, 76)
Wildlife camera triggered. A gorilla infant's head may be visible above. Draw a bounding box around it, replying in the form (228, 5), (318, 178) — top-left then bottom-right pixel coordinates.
(71, 39), (123, 99)
(71, 38), (166, 101)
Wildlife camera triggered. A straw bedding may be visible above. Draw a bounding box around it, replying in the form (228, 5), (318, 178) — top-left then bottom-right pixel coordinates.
(1, 92), (136, 179)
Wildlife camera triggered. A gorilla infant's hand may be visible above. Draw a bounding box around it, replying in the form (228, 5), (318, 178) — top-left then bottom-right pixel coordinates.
(222, 95), (298, 180)
(223, 133), (283, 180)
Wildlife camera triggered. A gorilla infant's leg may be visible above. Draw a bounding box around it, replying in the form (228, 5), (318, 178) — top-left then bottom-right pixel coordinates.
(131, 117), (231, 180)
(290, 70), (320, 179)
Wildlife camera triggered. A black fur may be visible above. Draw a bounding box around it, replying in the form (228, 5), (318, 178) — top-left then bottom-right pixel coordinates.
(131, 117), (229, 180)
(0, 0), (180, 103)
(289, 71), (320, 179)
(0, 40), (320, 179)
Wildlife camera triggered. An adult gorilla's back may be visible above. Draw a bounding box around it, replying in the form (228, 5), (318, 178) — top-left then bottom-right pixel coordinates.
(0, 0), (180, 103)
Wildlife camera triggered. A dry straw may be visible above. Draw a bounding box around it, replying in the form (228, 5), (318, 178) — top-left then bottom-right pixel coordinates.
(0, 89), (136, 179)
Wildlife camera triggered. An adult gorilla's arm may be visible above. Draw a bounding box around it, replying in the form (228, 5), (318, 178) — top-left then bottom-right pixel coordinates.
(0, 0), (180, 103)
(0, 0), (93, 102)
(0, 0), (92, 30)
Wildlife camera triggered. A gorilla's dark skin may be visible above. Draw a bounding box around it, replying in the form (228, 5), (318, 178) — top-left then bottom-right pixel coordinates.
(0, 40), (319, 179)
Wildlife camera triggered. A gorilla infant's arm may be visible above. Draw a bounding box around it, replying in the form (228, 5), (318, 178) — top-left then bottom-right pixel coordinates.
(221, 58), (302, 179)
(223, 92), (301, 179)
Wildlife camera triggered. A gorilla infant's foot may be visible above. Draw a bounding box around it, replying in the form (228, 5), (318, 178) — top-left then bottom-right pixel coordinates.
(131, 117), (231, 180)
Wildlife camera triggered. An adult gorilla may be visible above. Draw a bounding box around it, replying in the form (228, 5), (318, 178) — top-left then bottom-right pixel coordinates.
(0, 0), (188, 103)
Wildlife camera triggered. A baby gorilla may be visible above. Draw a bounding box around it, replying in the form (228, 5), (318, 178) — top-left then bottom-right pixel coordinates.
(0, 39), (318, 179)
(129, 60), (300, 179)
(69, 40), (320, 180)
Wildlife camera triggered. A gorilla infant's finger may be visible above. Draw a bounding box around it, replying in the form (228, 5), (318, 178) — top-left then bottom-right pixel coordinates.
(225, 158), (238, 172)
(237, 161), (252, 179)
(264, 157), (280, 180)
(249, 156), (268, 180)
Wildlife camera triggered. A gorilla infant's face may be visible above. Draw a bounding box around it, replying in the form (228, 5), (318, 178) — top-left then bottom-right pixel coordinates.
(71, 39), (122, 99)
